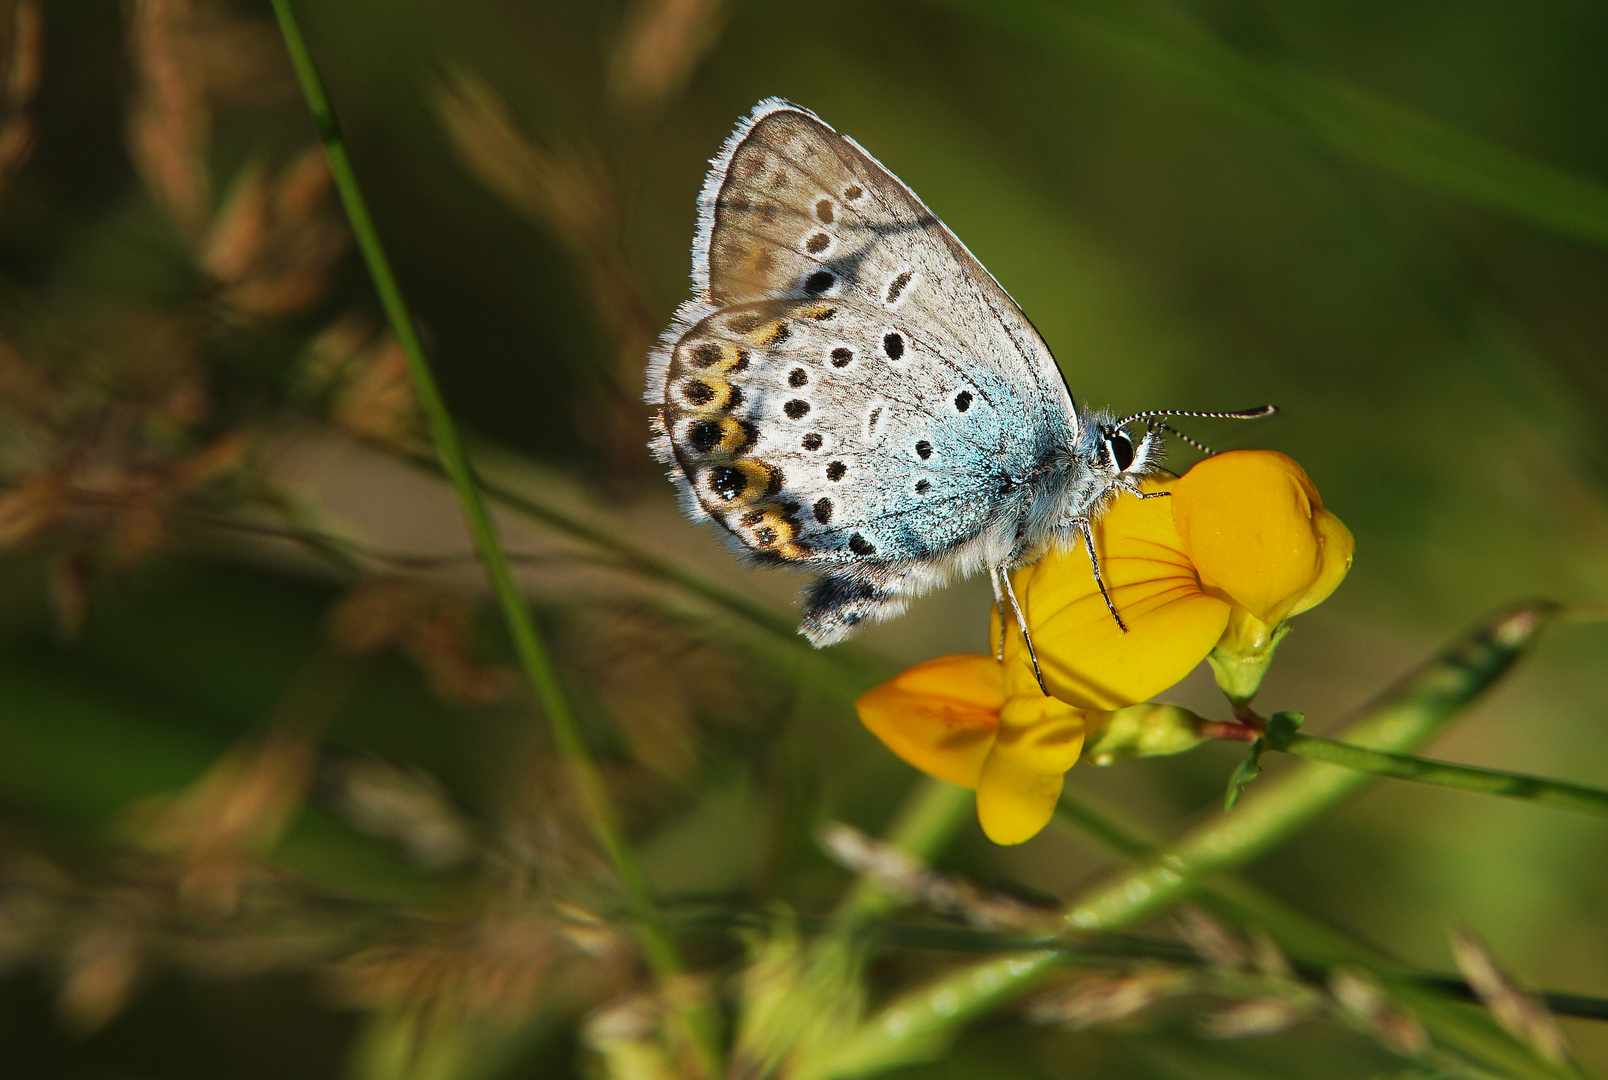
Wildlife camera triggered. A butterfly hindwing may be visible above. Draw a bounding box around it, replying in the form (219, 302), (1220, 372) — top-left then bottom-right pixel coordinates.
(658, 297), (1031, 565)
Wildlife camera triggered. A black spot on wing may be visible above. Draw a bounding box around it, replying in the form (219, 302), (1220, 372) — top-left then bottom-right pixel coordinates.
(689, 421), (721, 453)
(710, 466), (746, 500)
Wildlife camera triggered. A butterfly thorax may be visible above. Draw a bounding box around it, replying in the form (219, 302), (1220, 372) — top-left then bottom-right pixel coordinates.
(1000, 405), (1164, 569)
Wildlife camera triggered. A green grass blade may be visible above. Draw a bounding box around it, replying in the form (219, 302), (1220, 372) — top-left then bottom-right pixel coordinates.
(266, 1), (719, 1069)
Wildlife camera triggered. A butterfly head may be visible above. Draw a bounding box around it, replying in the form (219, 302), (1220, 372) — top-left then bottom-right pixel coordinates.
(1080, 404), (1280, 499)
(1061, 404), (1277, 518)
(1050, 409), (1165, 527)
(1095, 420), (1162, 482)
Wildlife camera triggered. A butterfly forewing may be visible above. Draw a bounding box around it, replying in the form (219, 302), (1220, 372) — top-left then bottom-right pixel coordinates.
(694, 102), (1070, 409)
(651, 99), (1080, 603)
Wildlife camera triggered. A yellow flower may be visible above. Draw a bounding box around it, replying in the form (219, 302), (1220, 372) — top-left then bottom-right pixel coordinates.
(1172, 451), (1354, 700)
(856, 654), (1086, 845)
(856, 450), (1353, 845)
(1172, 451), (1353, 630)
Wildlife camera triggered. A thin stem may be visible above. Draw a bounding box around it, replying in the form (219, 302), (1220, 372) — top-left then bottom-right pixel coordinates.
(831, 778), (975, 929)
(663, 898), (1608, 1023)
(266, 2), (717, 1070)
(1268, 732), (1608, 817)
(803, 603), (1559, 1080)
(459, 456), (802, 644)
(409, 451), (893, 697)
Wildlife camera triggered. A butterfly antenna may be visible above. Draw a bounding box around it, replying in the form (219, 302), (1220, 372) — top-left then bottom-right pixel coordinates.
(1161, 423), (1216, 456)
(1116, 404), (1278, 427)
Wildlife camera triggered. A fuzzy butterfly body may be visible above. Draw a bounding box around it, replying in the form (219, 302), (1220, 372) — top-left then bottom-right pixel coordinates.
(648, 99), (1166, 648)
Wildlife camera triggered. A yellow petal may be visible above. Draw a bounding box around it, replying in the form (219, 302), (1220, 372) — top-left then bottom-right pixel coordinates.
(1289, 502), (1355, 617)
(976, 690), (1086, 845)
(854, 655), (1003, 789)
(1008, 485), (1231, 711)
(1171, 451), (1339, 626)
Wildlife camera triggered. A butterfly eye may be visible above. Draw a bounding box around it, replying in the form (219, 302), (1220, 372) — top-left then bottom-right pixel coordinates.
(1107, 430), (1135, 471)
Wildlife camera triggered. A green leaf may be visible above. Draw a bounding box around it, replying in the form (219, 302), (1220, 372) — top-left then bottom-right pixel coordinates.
(1224, 736), (1266, 811)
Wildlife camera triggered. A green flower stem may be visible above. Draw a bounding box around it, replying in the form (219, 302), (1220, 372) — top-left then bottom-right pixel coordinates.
(806, 603), (1557, 1079)
(267, 2), (717, 1070)
(1267, 731), (1608, 817)
(1055, 794), (1589, 1080)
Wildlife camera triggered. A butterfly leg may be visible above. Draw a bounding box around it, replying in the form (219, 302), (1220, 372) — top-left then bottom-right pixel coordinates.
(989, 568), (1008, 661)
(996, 564), (1049, 696)
(1120, 483), (1171, 501)
(1069, 517), (1129, 633)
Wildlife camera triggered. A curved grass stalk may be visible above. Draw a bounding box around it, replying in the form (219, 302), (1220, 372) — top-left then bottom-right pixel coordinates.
(802, 602), (1563, 1079)
(266, 2), (719, 1070)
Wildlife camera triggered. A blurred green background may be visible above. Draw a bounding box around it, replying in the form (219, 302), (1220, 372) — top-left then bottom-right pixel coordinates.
(2, 0), (1607, 1077)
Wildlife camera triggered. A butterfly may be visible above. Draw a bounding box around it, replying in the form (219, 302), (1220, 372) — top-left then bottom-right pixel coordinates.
(647, 99), (1267, 680)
